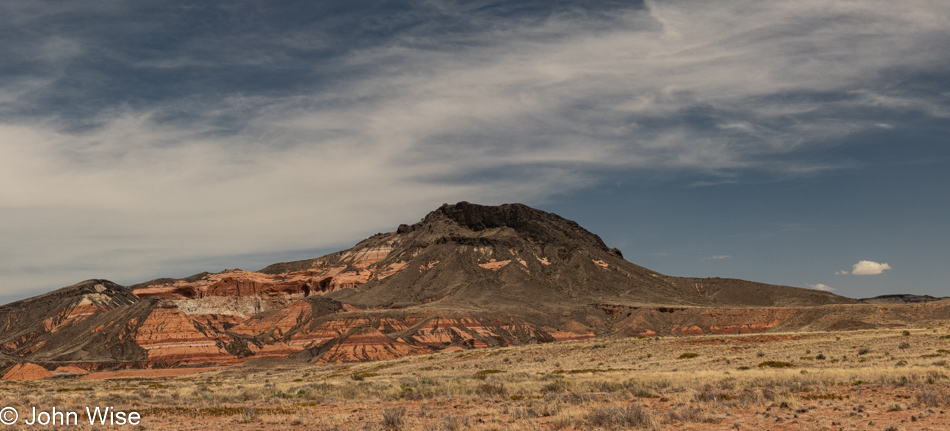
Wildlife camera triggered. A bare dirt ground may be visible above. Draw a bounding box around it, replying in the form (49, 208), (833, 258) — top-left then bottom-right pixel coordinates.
(4, 326), (950, 430)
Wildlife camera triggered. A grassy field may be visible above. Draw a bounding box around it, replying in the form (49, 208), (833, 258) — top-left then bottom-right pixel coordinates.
(4, 326), (950, 430)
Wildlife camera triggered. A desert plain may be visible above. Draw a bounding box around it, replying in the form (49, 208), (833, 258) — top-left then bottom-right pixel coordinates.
(4, 324), (950, 431)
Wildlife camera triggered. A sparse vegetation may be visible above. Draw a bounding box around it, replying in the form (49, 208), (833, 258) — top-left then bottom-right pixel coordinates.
(585, 404), (658, 430)
(381, 406), (406, 430)
(6, 327), (950, 430)
(758, 361), (794, 368)
(472, 369), (504, 380)
(351, 371), (379, 381)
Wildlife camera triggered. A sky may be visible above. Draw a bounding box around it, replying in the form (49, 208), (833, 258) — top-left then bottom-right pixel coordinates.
(1, 0), (948, 304)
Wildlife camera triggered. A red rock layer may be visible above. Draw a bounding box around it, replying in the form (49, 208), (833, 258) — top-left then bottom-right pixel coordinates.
(315, 326), (428, 363)
(2, 363), (54, 380)
(53, 365), (90, 374)
(132, 307), (234, 364)
(133, 270), (313, 300)
(228, 301), (324, 357)
(279, 314), (563, 363)
(42, 297), (108, 333)
(133, 243), (409, 305)
(391, 316), (556, 349)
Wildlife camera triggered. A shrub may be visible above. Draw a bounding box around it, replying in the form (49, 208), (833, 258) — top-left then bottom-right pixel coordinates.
(238, 407), (258, 423)
(801, 393), (845, 401)
(586, 404), (657, 429)
(550, 417), (572, 430)
(434, 414), (468, 431)
(694, 385), (730, 403)
(916, 389), (950, 407)
(678, 353), (699, 359)
(381, 407), (406, 431)
(351, 371), (378, 381)
(472, 369), (504, 380)
(758, 361), (794, 368)
(624, 381), (658, 398)
(663, 406), (705, 424)
(540, 380), (570, 394)
(475, 382), (506, 397)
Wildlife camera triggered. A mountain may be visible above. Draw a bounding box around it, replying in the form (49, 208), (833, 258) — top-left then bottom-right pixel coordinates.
(319, 202), (852, 311)
(138, 202), (849, 312)
(860, 294), (948, 304)
(1, 202), (884, 377)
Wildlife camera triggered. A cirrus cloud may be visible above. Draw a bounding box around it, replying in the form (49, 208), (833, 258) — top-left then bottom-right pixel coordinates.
(0, 0), (946, 299)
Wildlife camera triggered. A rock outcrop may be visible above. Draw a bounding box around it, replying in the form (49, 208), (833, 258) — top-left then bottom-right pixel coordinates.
(2, 363), (54, 380)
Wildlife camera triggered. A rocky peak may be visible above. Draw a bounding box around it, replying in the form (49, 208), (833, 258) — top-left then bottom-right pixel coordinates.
(1, 279), (137, 315)
(404, 201), (613, 252)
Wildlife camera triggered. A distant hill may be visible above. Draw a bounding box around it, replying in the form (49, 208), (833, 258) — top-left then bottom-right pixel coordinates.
(861, 294), (948, 304)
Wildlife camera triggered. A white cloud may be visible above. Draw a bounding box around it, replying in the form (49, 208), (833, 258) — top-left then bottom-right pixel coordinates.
(704, 255), (732, 260)
(835, 270), (849, 275)
(807, 283), (835, 291)
(851, 260), (892, 275)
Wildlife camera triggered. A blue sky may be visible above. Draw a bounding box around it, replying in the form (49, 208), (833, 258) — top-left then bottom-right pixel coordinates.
(1, 0), (948, 303)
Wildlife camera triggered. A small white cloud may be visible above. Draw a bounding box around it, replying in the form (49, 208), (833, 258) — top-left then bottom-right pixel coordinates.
(807, 283), (835, 291)
(851, 260), (892, 275)
(835, 270), (849, 275)
(703, 255), (731, 260)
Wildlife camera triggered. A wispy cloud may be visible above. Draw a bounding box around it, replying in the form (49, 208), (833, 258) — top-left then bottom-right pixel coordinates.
(703, 255), (732, 260)
(0, 0), (946, 297)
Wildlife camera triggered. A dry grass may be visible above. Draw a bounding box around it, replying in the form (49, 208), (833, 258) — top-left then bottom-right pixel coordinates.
(6, 326), (950, 429)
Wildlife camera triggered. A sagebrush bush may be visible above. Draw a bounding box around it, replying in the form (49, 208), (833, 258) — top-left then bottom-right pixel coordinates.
(381, 406), (406, 431)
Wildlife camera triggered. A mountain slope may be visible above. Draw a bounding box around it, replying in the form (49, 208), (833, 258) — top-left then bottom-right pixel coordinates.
(319, 202), (854, 311)
(2, 202), (868, 374)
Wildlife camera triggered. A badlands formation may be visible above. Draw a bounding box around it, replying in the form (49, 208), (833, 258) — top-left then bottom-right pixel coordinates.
(2, 202), (947, 379)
